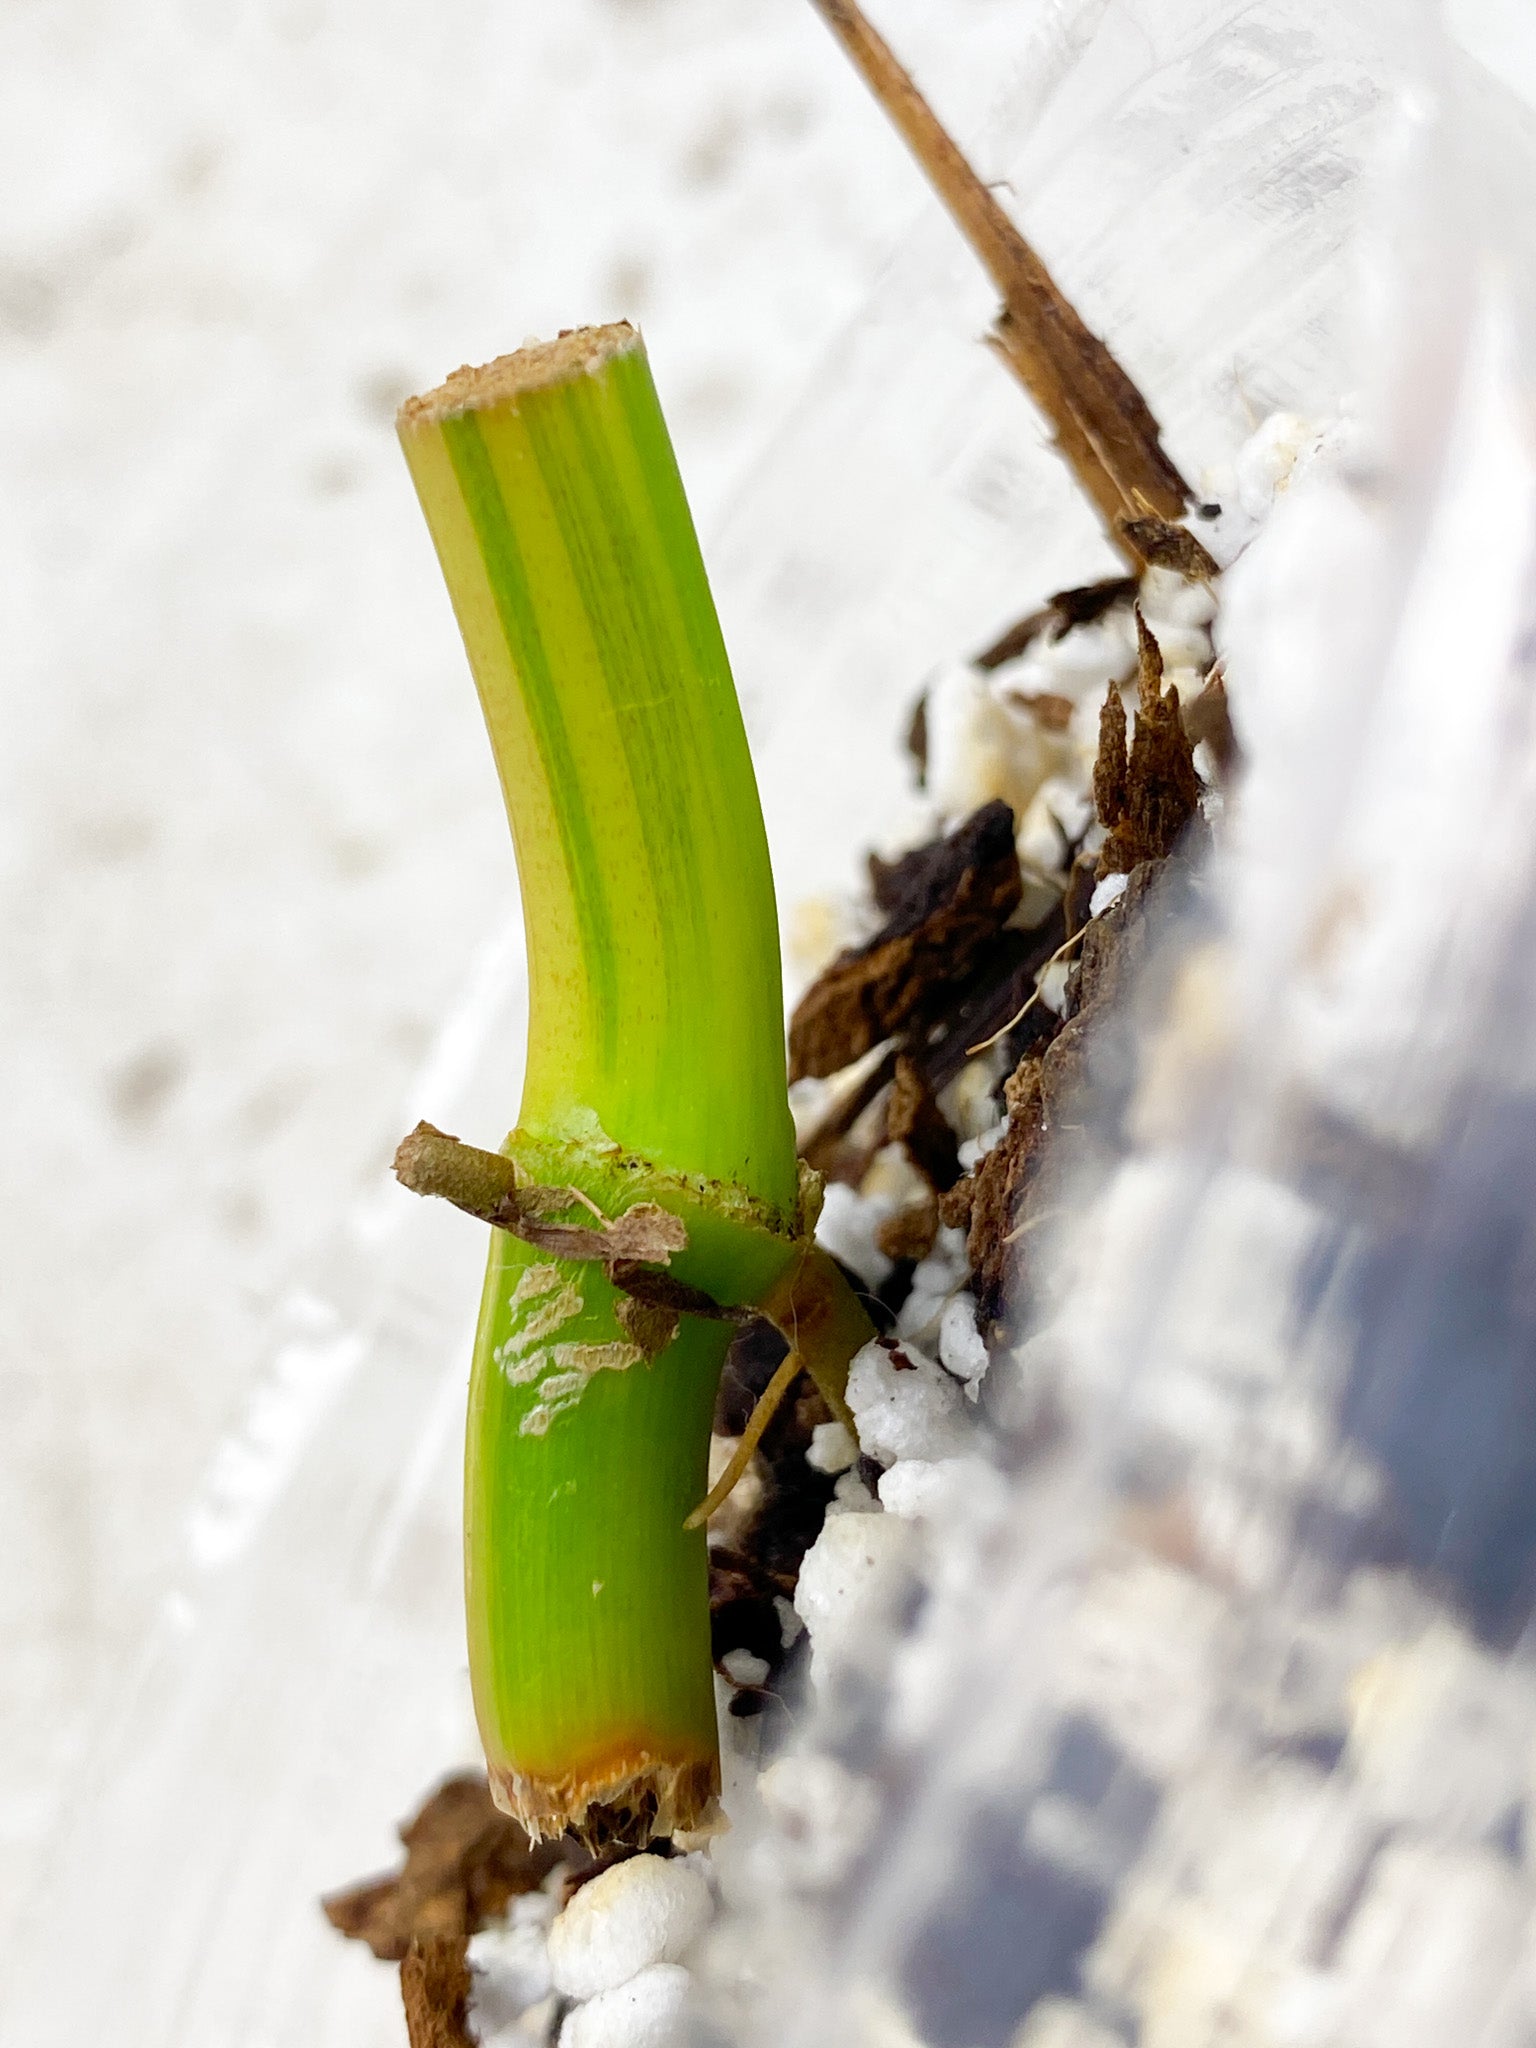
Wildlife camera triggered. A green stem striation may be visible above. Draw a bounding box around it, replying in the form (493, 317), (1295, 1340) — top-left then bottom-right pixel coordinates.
(399, 326), (808, 1846)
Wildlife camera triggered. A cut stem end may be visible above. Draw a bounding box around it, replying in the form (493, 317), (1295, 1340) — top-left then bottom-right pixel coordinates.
(398, 322), (642, 428)
(491, 1749), (723, 1853)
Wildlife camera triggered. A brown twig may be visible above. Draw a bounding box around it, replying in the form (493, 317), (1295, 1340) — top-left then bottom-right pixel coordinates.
(809, 0), (1193, 566)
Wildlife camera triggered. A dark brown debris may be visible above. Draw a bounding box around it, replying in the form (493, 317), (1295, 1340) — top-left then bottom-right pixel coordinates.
(1095, 615), (1204, 878)
(711, 1319), (846, 1596)
(1062, 850), (1099, 940)
(1050, 575), (1146, 634)
(866, 797), (1017, 931)
(1133, 609), (1162, 715)
(963, 1054), (1048, 1325)
(714, 1317), (793, 1439)
(886, 1054), (962, 1191)
(904, 691), (928, 785)
(936, 1176), (973, 1235)
(322, 1772), (573, 1964)
(798, 904), (1069, 1187)
(1092, 679), (1129, 839)
(710, 1544), (789, 1668)
(1065, 859), (1163, 1020)
(1118, 516), (1219, 581)
(1010, 689), (1076, 732)
(401, 1935), (474, 2048)
(1182, 661), (1240, 779)
(911, 911), (1067, 1098)
(975, 575), (1139, 671)
(614, 1292), (681, 1359)
(976, 609), (1053, 673)
(876, 1194), (940, 1264)
(728, 1362), (839, 1589)
(947, 857), (1177, 1329)
(791, 801), (1022, 1081)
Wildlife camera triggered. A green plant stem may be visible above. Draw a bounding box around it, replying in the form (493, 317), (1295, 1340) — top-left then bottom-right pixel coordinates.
(397, 326), (865, 1847)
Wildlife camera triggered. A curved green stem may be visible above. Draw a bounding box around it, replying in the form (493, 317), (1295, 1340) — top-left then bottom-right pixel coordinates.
(399, 327), (822, 1846)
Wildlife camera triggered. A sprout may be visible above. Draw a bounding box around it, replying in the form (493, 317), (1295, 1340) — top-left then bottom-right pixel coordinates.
(397, 325), (871, 1849)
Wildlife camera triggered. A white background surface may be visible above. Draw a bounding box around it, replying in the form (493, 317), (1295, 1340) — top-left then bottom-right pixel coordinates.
(3, 0), (1532, 1931)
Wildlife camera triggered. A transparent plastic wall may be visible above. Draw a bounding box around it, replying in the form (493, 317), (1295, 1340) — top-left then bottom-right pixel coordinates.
(703, 8), (1536, 2048)
(9, 2), (1536, 2045)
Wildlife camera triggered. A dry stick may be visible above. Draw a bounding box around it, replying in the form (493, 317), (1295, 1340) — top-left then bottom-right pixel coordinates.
(809, 0), (1193, 567)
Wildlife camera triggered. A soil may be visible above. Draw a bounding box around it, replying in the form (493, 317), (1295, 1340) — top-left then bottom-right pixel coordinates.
(326, 575), (1214, 2028)
(325, 1774), (588, 2045)
(788, 799), (1026, 1082)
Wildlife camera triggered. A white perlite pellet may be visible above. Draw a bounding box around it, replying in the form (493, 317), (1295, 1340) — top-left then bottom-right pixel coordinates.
(468, 1886), (562, 2036)
(1087, 871), (1128, 919)
(757, 1749), (880, 1889)
(806, 1419), (858, 1473)
(557, 1962), (693, 2048)
(478, 1995), (561, 2046)
(957, 1117), (1008, 1172)
(825, 1467), (880, 1517)
(940, 1059), (1007, 1143)
(1035, 957), (1072, 1016)
(814, 1180), (893, 1290)
(924, 659), (1059, 824)
(794, 1507), (915, 1678)
(938, 1293), (989, 1394)
(846, 1339), (972, 1464)
(1233, 409), (1318, 520)
(721, 1646), (769, 1687)
(1139, 564), (1218, 630)
(774, 1593), (804, 1648)
(546, 1856), (712, 2001)
(877, 1457), (979, 1522)
(467, 1911), (554, 2016)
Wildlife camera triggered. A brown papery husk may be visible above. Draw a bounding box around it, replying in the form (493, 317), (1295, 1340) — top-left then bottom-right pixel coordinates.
(493, 1748), (723, 1853)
